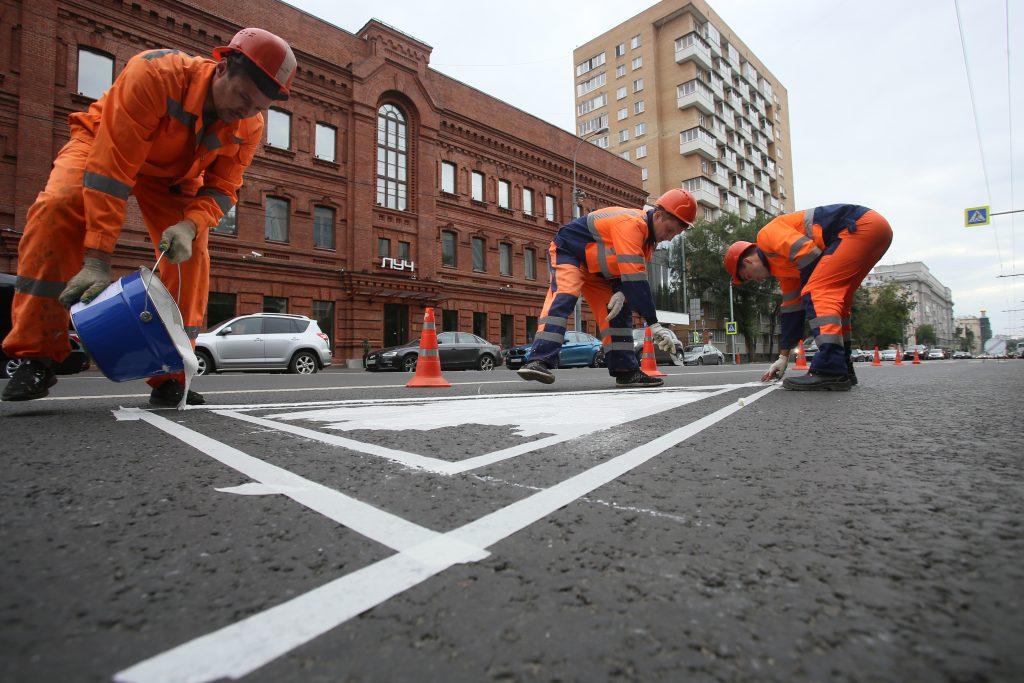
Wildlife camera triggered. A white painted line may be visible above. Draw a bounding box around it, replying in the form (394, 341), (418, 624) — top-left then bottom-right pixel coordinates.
(112, 408), (481, 557)
(113, 383), (776, 683)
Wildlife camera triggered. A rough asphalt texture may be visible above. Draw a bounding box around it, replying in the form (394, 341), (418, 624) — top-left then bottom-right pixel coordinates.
(1, 360), (1021, 682)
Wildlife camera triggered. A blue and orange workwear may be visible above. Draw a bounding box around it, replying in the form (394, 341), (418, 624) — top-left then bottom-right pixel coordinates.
(526, 207), (660, 376)
(752, 204), (893, 375)
(3, 49), (262, 390)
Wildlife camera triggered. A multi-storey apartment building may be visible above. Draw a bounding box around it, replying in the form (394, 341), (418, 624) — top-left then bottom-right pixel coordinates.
(865, 262), (956, 347)
(573, 0), (794, 223)
(0, 0), (645, 366)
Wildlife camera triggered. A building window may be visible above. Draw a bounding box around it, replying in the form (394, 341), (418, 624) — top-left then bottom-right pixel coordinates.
(575, 51), (606, 76)
(620, 151), (631, 161)
(206, 292), (237, 328)
(264, 197), (289, 242)
(635, 122), (647, 137)
(498, 180), (511, 209)
(522, 188), (534, 215)
(473, 312), (487, 338)
(615, 43), (626, 57)
(378, 237), (391, 258)
(576, 72), (606, 97)
(441, 230), (457, 267)
(641, 167), (648, 181)
(472, 237), (486, 271)
(313, 206), (335, 249)
(525, 247), (537, 280)
(212, 204), (237, 236)
(634, 100), (645, 114)
(615, 65), (626, 78)
(616, 86), (627, 100)
(398, 240), (410, 260)
(472, 171), (485, 202)
(618, 129), (630, 143)
(500, 243), (512, 276)
(545, 195), (556, 222)
(618, 108), (629, 121)
(636, 144), (647, 159)
(633, 78), (644, 93)
(630, 34), (641, 49)
(263, 296), (288, 313)
(631, 56), (643, 70)
(442, 309), (459, 331)
(267, 108), (291, 148)
(315, 123), (336, 161)
(376, 103), (408, 210)
(77, 48), (113, 100)
(441, 161), (456, 194)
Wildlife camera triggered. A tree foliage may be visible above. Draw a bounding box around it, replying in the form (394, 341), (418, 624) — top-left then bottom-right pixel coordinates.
(850, 282), (916, 348)
(915, 324), (937, 346)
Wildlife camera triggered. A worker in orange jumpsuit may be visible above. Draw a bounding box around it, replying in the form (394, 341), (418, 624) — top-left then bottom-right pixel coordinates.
(517, 189), (697, 388)
(2, 29), (296, 405)
(723, 204), (893, 391)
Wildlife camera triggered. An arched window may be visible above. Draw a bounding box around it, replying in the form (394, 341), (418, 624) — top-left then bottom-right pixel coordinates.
(376, 104), (408, 210)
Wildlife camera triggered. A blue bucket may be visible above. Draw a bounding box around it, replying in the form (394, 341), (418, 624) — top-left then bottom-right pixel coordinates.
(70, 267), (192, 382)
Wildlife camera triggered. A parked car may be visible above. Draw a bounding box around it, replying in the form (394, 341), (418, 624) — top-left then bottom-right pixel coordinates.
(365, 331), (502, 372)
(632, 327), (685, 365)
(850, 348), (874, 362)
(2, 272), (92, 377)
(951, 350), (972, 359)
(799, 336), (818, 360)
(682, 343), (725, 366)
(879, 348), (899, 362)
(927, 348), (946, 360)
(903, 344), (928, 361)
(504, 330), (604, 370)
(194, 313), (332, 375)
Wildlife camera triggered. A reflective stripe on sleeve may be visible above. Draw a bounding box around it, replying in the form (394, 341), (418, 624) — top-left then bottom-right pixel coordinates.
(82, 171), (131, 200)
(198, 188), (234, 213)
(620, 272), (649, 282)
(803, 208), (816, 238)
(780, 302), (803, 314)
(166, 97), (198, 129)
(796, 247), (822, 269)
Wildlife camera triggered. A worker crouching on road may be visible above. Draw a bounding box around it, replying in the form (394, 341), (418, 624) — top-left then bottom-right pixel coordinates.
(2, 29), (296, 406)
(517, 189), (697, 388)
(724, 204), (893, 391)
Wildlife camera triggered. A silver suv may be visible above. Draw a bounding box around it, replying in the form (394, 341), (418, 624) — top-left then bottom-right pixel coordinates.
(194, 313), (332, 375)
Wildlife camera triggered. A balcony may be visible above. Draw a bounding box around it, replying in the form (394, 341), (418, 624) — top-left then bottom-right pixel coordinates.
(742, 203), (758, 220)
(719, 109), (735, 131)
(738, 162), (755, 183)
(718, 151), (737, 172)
(741, 62), (759, 86)
(710, 76), (724, 100)
(753, 133), (768, 154)
(677, 81), (715, 115)
(710, 118), (727, 143)
(682, 178), (720, 208)
(737, 119), (753, 143)
(679, 127), (719, 160)
(675, 34), (713, 70)
(721, 193), (741, 215)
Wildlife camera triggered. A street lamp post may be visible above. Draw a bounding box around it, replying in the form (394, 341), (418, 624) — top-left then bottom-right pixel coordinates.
(571, 125), (608, 331)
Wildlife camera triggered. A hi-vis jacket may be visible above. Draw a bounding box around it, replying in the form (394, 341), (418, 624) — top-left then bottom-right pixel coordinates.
(756, 204), (871, 349)
(70, 49), (263, 254)
(554, 207), (659, 324)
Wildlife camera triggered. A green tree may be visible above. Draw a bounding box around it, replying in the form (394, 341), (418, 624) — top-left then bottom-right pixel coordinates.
(851, 282), (916, 348)
(915, 324), (937, 346)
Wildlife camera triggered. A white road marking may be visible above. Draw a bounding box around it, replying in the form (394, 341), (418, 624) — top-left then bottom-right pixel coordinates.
(113, 383), (777, 683)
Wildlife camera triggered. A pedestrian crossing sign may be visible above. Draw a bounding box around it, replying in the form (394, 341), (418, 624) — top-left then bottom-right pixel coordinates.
(726, 321), (738, 335)
(965, 206), (990, 227)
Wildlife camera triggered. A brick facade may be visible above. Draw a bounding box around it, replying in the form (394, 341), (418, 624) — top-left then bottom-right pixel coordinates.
(0, 0), (645, 365)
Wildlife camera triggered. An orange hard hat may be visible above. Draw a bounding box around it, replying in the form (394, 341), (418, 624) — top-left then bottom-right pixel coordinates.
(724, 240), (755, 285)
(656, 188), (697, 227)
(214, 28), (296, 99)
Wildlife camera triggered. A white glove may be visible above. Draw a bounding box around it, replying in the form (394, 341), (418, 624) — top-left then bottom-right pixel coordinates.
(59, 257), (111, 307)
(648, 323), (675, 353)
(158, 220), (197, 263)
(762, 354), (789, 381)
(607, 291), (626, 319)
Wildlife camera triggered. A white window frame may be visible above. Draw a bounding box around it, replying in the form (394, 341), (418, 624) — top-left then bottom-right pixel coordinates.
(267, 108), (291, 148)
(315, 122), (336, 161)
(472, 171), (485, 202)
(441, 161), (456, 194)
(498, 179), (511, 209)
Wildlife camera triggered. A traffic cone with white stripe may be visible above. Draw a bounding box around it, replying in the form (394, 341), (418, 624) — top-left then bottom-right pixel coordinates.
(793, 340), (809, 369)
(894, 346), (903, 365)
(872, 346), (881, 366)
(640, 327), (667, 377)
(406, 307), (451, 388)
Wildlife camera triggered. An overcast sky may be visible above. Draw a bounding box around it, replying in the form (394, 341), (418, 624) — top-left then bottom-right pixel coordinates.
(290, 0), (1021, 338)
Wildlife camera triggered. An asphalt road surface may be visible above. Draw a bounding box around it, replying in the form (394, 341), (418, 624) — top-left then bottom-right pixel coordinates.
(2, 358), (1022, 682)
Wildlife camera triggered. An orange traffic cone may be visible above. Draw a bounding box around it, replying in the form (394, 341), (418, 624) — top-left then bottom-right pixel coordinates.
(406, 307), (451, 388)
(872, 346), (881, 366)
(912, 349), (921, 364)
(894, 346), (903, 365)
(640, 327), (666, 377)
(793, 340), (808, 369)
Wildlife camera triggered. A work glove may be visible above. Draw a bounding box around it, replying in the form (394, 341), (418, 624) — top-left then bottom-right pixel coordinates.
(761, 354), (789, 382)
(648, 323), (676, 354)
(59, 257), (111, 308)
(158, 220), (197, 263)
(606, 291), (626, 319)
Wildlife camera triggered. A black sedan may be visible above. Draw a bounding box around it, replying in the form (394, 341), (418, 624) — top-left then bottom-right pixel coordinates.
(364, 331), (503, 372)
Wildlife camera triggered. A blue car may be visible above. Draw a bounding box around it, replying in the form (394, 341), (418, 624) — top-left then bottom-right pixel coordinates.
(505, 330), (604, 369)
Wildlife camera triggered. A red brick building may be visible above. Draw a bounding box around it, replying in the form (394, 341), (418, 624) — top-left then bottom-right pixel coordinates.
(0, 0), (645, 366)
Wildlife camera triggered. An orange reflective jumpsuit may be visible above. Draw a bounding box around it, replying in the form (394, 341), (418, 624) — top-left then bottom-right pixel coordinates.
(527, 208), (659, 376)
(754, 205), (893, 375)
(3, 49), (262, 389)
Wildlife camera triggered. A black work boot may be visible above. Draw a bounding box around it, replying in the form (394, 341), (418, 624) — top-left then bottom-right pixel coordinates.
(517, 360), (555, 384)
(2, 359), (57, 401)
(846, 359), (858, 386)
(149, 380), (206, 407)
(783, 372), (851, 391)
(615, 369), (664, 388)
